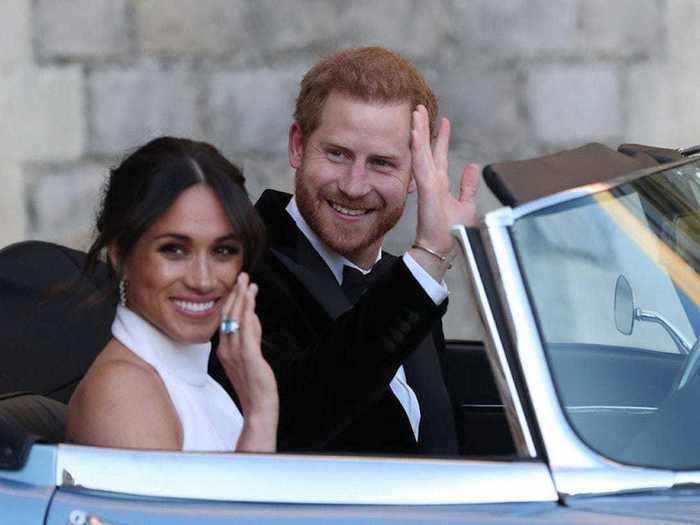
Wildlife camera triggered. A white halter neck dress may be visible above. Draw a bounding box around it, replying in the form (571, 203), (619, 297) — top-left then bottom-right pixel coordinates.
(112, 305), (243, 451)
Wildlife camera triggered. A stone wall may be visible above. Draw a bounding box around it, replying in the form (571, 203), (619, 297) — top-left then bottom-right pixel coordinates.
(2, 0), (699, 337)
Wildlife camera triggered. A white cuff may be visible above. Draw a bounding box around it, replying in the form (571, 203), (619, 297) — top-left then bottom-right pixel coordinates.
(402, 253), (448, 305)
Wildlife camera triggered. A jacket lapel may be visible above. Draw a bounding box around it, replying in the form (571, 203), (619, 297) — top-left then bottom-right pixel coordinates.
(257, 190), (350, 318)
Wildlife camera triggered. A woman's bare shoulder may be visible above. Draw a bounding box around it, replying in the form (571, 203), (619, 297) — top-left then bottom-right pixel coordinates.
(66, 339), (182, 450)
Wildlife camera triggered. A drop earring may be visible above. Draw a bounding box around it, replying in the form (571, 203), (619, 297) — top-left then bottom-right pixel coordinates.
(119, 279), (128, 307)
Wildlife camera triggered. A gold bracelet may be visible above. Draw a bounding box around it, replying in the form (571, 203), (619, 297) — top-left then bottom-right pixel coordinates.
(411, 242), (450, 262)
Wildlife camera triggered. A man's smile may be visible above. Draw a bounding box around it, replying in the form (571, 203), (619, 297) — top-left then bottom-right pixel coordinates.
(329, 200), (373, 217)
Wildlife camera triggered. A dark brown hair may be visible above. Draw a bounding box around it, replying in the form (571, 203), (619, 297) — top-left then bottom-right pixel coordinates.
(85, 137), (265, 298)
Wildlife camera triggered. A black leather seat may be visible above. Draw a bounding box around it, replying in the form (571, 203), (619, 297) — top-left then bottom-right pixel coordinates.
(0, 241), (115, 452)
(443, 340), (515, 456)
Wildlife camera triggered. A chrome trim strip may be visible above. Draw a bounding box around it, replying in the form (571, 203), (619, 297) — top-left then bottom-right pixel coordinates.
(504, 190), (592, 222)
(481, 223), (676, 496)
(566, 406), (656, 414)
(674, 471), (700, 486)
(55, 444), (557, 505)
(452, 225), (537, 458)
(483, 206), (515, 228)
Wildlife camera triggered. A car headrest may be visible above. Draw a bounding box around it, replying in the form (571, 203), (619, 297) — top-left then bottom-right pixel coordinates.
(0, 392), (68, 468)
(0, 241), (115, 402)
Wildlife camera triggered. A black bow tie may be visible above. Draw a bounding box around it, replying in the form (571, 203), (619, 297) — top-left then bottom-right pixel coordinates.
(341, 265), (374, 304)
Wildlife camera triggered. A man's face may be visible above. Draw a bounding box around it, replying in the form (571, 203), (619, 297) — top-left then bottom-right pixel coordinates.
(290, 91), (416, 268)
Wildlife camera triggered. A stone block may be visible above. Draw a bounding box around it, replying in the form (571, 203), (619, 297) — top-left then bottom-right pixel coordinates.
(0, 66), (84, 162)
(88, 63), (204, 156)
(35, 0), (129, 60)
(626, 64), (700, 148)
(135, 0), (248, 56)
(443, 259), (485, 340)
(334, 0), (452, 62)
(578, 0), (661, 58)
(668, 0), (700, 69)
(26, 162), (108, 249)
(528, 64), (622, 145)
(0, 163), (27, 248)
(451, 0), (579, 60)
(248, 0), (339, 54)
(239, 155), (295, 204)
(0, 0), (31, 69)
(624, 64), (672, 146)
(439, 67), (529, 160)
(206, 66), (302, 158)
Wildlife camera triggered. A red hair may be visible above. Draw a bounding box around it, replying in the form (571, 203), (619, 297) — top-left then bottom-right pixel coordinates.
(294, 47), (438, 140)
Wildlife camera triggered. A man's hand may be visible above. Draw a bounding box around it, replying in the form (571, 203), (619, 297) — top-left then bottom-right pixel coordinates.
(408, 105), (480, 280)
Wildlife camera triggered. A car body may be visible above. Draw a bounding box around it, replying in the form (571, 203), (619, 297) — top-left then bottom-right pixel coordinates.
(4, 144), (700, 524)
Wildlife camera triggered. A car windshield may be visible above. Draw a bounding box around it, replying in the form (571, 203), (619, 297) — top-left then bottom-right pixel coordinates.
(511, 158), (700, 470)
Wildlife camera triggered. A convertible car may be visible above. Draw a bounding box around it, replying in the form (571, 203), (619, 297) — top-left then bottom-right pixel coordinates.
(3, 142), (700, 524)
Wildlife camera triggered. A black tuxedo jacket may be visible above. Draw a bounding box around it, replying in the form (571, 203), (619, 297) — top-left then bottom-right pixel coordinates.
(210, 190), (457, 454)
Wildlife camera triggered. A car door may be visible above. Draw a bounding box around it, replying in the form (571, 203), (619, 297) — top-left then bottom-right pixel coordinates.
(34, 443), (559, 525)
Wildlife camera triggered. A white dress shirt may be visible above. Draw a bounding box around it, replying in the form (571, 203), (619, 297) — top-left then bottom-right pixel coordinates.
(286, 197), (448, 441)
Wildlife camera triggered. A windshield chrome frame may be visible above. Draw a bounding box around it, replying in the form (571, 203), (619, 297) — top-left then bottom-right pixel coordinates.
(452, 225), (537, 458)
(477, 158), (700, 496)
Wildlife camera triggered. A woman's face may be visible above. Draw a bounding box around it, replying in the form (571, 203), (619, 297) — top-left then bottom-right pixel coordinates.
(120, 184), (243, 344)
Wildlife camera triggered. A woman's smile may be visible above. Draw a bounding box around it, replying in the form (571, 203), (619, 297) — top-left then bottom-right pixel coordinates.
(121, 184), (243, 343)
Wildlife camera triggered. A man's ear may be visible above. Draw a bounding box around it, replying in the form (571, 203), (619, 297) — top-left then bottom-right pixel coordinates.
(288, 121), (305, 169)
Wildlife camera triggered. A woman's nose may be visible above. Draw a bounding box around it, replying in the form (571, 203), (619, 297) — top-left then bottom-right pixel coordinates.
(185, 256), (215, 291)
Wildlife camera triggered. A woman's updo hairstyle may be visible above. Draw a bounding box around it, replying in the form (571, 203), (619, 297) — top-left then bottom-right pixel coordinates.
(86, 137), (265, 288)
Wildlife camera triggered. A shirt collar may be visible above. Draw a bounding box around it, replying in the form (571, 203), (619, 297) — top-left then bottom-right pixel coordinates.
(286, 196), (381, 284)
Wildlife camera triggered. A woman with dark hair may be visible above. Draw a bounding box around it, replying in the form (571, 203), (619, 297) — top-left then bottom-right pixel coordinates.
(66, 137), (277, 452)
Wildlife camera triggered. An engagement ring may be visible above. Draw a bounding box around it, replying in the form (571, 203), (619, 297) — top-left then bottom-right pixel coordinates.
(220, 319), (239, 334)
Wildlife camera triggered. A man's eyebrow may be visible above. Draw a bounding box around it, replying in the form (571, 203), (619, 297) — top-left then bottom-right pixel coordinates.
(319, 141), (350, 151)
(322, 141), (403, 160)
(369, 153), (401, 161)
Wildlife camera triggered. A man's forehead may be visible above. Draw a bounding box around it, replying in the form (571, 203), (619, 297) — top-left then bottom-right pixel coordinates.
(316, 92), (413, 153)
(323, 90), (413, 117)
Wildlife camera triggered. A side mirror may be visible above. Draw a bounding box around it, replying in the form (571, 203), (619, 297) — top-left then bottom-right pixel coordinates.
(614, 275), (635, 335)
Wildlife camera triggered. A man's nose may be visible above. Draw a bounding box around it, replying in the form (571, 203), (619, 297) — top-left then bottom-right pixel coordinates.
(185, 255), (215, 292)
(337, 161), (370, 199)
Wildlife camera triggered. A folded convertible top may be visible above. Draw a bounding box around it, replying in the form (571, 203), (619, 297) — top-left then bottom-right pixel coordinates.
(483, 143), (687, 207)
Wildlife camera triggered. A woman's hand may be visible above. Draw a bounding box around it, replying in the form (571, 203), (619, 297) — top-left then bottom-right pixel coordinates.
(217, 272), (278, 452)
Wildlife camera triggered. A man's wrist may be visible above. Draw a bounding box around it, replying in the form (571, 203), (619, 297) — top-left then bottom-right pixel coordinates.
(411, 242), (454, 266)
(402, 252), (448, 304)
(407, 246), (451, 282)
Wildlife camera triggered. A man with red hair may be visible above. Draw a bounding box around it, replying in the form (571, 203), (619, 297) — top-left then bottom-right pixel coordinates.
(213, 47), (479, 455)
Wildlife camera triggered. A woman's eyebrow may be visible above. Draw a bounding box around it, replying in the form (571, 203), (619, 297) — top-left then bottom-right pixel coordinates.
(152, 233), (190, 242)
(152, 232), (239, 242)
(215, 233), (239, 242)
